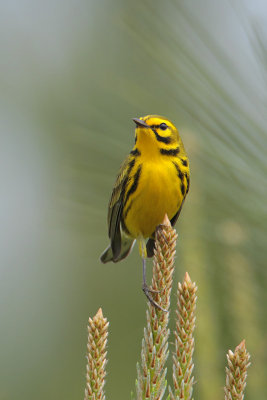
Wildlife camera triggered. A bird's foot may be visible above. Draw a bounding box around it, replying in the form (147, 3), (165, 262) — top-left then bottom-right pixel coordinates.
(142, 283), (167, 312)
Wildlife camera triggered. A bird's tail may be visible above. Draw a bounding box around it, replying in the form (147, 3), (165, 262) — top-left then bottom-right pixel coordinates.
(100, 238), (136, 263)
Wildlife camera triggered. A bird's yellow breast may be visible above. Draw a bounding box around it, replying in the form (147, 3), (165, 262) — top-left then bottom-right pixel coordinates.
(123, 159), (183, 238)
(101, 115), (190, 264)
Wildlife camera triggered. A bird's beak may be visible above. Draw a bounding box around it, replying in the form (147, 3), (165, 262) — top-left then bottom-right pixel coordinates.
(132, 118), (149, 128)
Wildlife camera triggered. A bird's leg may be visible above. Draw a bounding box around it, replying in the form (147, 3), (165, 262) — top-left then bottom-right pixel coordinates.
(142, 256), (158, 294)
(139, 239), (167, 312)
(142, 257), (167, 312)
(140, 239), (158, 293)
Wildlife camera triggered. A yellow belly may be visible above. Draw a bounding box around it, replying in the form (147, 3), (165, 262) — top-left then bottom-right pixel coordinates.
(124, 161), (183, 238)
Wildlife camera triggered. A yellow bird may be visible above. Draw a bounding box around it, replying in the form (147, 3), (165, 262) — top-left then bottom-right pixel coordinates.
(100, 115), (190, 308)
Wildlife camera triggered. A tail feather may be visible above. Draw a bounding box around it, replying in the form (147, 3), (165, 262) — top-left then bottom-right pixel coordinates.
(100, 238), (136, 263)
(100, 245), (114, 263)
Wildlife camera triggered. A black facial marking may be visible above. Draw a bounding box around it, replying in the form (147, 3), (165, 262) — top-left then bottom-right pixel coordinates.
(160, 147), (180, 156)
(153, 129), (172, 144)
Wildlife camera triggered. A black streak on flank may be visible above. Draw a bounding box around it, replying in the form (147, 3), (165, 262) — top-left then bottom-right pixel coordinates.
(181, 158), (188, 167)
(120, 214), (130, 235)
(172, 161), (183, 180)
(123, 199), (133, 219)
(130, 148), (141, 156)
(124, 164), (142, 205)
(173, 161), (186, 196)
(185, 173), (190, 194)
(119, 158), (136, 200)
(186, 181), (190, 194)
(128, 158), (136, 170)
(160, 147), (180, 156)
(180, 182), (185, 196)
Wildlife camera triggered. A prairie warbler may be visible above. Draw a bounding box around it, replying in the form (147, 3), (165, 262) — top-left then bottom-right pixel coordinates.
(100, 115), (190, 309)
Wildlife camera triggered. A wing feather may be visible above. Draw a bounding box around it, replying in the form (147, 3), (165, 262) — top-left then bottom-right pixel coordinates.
(107, 155), (133, 259)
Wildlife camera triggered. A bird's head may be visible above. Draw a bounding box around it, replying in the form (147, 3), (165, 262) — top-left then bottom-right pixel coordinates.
(132, 115), (185, 157)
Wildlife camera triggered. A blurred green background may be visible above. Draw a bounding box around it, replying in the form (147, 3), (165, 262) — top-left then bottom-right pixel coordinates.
(0, 0), (266, 399)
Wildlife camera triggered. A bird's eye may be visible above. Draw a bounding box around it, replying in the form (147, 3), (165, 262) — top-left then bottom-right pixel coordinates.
(159, 123), (168, 130)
